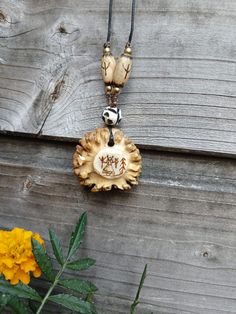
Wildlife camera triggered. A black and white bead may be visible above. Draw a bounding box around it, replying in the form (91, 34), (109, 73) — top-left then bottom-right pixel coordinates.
(102, 106), (122, 126)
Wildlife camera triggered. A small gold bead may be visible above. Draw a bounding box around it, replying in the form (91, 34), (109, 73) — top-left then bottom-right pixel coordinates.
(113, 86), (121, 94)
(124, 46), (132, 56)
(105, 85), (112, 94)
(103, 46), (111, 55)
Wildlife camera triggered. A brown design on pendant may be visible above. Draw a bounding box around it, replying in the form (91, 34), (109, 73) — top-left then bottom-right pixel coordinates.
(73, 128), (142, 192)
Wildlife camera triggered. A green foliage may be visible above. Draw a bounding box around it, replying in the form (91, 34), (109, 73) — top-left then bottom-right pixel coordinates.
(48, 294), (96, 314)
(49, 229), (64, 266)
(0, 212), (150, 314)
(67, 258), (96, 271)
(0, 293), (12, 312)
(35, 211), (96, 314)
(31, 239), (55, 282)
(0, 212), (96, 314)
(59, 279), (97, 294)
(0, 295), (31, 314)
(7, 297), (31, 314)
(0, 277), (41, 301)
(129, 264), (148, 314)
(68, 212), (87, 259)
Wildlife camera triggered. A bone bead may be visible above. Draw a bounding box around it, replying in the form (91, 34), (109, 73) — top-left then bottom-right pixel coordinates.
(113, 46), (132, 86)
(101, 47), (116, 84)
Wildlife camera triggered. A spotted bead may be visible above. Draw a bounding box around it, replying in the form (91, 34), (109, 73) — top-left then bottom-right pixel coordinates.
(102, 106), (122, 126)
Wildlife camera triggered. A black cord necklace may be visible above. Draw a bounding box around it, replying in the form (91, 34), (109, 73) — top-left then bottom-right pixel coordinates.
(73, 0), (142, 192)
(102, 0), (136, 108)
(106, 0), (136, 45)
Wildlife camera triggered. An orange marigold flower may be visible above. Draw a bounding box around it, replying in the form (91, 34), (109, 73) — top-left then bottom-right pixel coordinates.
(0, 228), (44, 285)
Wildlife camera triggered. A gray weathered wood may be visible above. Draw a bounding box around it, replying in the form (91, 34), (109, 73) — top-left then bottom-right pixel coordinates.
(0, 1), (236, 155)
(0, 135), (236, 313)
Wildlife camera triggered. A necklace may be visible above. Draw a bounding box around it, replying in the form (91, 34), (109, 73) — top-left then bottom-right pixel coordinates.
(73, 0), (142, 192)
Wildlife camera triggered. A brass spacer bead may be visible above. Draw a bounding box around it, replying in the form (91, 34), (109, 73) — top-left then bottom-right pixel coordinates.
(124, 46), (132, 56)
(112, 86), (121, 95)
(105, 85), (112, 94)
(103, 46), (111, 55)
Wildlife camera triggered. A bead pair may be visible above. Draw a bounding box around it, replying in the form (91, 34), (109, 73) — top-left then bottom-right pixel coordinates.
(101, 43), (132, 125)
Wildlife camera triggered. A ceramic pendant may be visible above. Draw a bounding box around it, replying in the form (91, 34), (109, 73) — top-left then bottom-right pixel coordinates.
(73, 128), (142, 192)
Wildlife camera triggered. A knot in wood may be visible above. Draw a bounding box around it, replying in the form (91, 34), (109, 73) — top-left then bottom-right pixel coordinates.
(50, 79), (65, 102)
(22, 176), (33, 191)
(0, 11), (6, 22)
(58, 25), (67, 34)
(202, 251), (209, 258)
(197, 244), (217, 261)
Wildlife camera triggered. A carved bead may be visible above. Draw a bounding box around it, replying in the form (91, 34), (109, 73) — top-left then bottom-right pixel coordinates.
(101, 48), (116, 84)
(113, 47), (132, 87)
(102, 106), (122, 126)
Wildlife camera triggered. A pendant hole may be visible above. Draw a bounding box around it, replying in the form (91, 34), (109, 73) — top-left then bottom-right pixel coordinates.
(108, 126), (114, 147)
(108, 138), (114, 147)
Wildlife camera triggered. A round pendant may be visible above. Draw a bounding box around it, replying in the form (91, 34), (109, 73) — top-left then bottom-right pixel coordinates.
(73, 128), (142, 192)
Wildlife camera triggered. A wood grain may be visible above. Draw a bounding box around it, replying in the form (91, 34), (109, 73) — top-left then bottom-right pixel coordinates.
(0, 135), (236, 313)
(0, 1), (236, 155)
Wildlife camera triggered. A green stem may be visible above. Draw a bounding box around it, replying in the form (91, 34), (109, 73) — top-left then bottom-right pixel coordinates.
(36, 262), (67, 314)
(129, 302), (138, 314)
(129, 264), (147, 314)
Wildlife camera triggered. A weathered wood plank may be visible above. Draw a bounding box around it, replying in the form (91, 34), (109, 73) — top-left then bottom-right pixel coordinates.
(0, 1), (236, 155)
(0, 135), (236, 313)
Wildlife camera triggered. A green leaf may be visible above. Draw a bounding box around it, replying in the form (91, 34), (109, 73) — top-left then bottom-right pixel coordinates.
(31, 238), (55, 282)
(67, 212), (87, 259)
(0, 293), (12, 311)
(49, 229), (64, 266)
(129, 264), (148, 314)
(85, 293), (94, 303)
(59, 279), (97, 294)
(48, 294), (96, 314)
(67, 258), (96, 271)
(0, 277), (41, 301)
(7, 297), (30, 314)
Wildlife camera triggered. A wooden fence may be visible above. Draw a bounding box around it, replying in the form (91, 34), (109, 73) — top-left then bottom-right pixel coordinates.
(0, 1), (236, 313)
